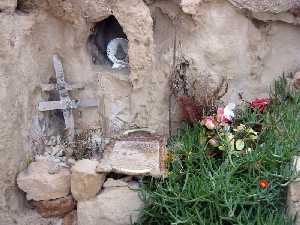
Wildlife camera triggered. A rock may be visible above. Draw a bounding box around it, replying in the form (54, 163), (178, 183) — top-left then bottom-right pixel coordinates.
(287, 180), (300, 224)
(287, 156), (300, 224)
(180, 0), (203, 15)
(31, 195), (75, 218)
(0, 0), (17, 12)
(68, 158), (76, 164)
(17, 161), (71, 201)
(96, 160), (113, 173)
(77, 184), (143, 225)
(103, 178), (128, 188)
(99, 132), (166, 177)
(71, 159), (106, 201)
(63, 210), (77, 225)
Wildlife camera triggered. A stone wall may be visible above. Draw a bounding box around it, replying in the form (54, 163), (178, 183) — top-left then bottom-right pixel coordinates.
(1, 0), (300, 223)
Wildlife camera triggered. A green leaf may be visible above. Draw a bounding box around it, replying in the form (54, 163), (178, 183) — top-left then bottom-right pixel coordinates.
(249, 134), (258, 140)
(235, 139), (245, 150)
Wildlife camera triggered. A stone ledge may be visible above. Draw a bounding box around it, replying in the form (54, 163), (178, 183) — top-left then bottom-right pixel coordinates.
(96, 131), (167, 177)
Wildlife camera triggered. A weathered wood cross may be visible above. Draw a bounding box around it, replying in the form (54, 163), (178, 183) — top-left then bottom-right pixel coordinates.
(38, 54), (98, 143)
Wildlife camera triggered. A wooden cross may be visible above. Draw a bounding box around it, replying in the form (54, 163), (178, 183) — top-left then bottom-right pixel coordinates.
(38, 54), (98, 143)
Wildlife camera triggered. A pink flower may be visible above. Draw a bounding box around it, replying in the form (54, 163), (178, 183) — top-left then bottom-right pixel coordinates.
(217, 103), (235, 123)
(202, 116), (216, 130)
(250, 98), (270, 113)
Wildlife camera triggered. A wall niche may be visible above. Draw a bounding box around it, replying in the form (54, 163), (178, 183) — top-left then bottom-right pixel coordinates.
(87, 15), (129, 70)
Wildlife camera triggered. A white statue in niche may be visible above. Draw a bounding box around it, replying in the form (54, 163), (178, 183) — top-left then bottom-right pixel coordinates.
(107, 38), (129, 70)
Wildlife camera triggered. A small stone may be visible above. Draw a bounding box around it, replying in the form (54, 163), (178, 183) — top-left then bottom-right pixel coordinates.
(31, 195), (75, 218)
(103, 178), (128, 188)
(63, 210), (77, 225)
(128, 181), (140, 190)
(68, 158), (76, 165)
(180, 0), (202, 15)
(51, 146), (62, 156)
(71, 159), (106, 201)
(77, 184), (143, 225)
(17, 161), (71, 201)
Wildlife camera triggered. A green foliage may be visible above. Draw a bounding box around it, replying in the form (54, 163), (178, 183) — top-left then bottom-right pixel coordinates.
(136, 77), (300, 225)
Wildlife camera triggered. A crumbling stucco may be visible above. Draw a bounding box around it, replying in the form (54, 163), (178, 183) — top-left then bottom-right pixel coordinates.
(1, 0), (300, 223)
(226, 0), (300, 13)
(226, 0), (300, 24)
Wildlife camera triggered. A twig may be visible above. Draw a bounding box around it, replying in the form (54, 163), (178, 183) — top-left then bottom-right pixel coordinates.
(169, 24), (177, 137)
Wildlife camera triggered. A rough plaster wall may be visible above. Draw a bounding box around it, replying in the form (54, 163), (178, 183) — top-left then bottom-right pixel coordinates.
(144, 0), (299, 131)
(148, 0), (300, 106)
(1, 0), (300, 223)
(0, 10), (66, 224)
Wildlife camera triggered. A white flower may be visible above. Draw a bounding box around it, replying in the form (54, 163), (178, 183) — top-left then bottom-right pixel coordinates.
(224, 103), (236, 120)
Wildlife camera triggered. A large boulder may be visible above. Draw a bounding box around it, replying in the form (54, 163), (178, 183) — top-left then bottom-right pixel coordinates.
(77, 182), (143, 225)
(71, 159), (106, 201)
(17, 160), (71, 201)
(31, 195), (75, 218)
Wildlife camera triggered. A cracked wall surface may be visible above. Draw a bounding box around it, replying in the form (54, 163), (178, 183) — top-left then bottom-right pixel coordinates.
(1, 0), (300, 223)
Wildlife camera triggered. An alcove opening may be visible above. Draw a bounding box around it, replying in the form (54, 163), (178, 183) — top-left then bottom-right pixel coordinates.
(87, 15), (128, 69)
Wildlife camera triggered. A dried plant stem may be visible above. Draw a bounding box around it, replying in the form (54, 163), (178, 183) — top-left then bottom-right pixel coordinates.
(169, 26), (177, 137)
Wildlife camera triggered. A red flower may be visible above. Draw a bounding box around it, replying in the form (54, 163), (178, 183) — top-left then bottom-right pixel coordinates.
(259, 179), (269, 189)
(250, 98), (270, 113)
